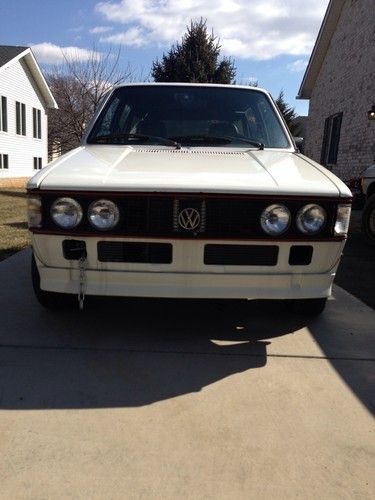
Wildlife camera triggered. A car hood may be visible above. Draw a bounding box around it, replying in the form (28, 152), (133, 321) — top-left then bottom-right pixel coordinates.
(29, 146), (351, 197)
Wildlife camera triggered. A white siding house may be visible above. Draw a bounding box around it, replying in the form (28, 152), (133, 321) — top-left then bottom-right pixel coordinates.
(0, 46), (57, 180)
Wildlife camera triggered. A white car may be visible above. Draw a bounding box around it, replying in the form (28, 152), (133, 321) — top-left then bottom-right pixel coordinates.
(27, 83), (352, 315)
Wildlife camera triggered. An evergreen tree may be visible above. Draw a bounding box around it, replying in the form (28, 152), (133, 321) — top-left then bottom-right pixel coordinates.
(152, 19), (236, 84)
(276, 90), (300, 135)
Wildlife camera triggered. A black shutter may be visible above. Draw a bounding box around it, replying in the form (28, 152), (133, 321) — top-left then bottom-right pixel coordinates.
(327, 112), (343, 165)
(1, 97), (7, 132)
(21, 103), (26, 135)
(38, 109), (41, 138)
(320, 117), (330, 165)
(33, 108), (36, 138)
(16, 101), (20, 134)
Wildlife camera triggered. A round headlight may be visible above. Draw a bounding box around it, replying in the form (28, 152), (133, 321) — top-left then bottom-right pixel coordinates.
(51, 197), (83, 228)
(261, 204), (290, 235)
(296, 204), (326, 234)
(88, 199), (120, 230)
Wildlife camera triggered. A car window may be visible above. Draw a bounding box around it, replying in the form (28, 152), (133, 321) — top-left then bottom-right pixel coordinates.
(95, 96), (120, 136)
(88, 86), (290, 148)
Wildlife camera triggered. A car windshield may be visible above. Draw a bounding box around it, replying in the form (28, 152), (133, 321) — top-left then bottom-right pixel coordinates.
(87, 85), (291, 149)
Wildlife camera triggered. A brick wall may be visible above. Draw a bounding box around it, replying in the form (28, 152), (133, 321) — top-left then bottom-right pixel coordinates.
(305, 0), (375, 180)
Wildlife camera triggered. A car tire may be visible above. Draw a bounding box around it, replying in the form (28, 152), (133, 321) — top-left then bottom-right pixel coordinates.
(288, 297), (327, 316)
(31, 254), (75, 309)
(361, 194), (375, 246)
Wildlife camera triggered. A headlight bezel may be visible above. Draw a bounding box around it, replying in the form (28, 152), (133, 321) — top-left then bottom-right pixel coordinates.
(296, 204), (327, 235)
(260, 203), (291, 236)
(50, 197), (83, 229)
(88, 199), (120, 231)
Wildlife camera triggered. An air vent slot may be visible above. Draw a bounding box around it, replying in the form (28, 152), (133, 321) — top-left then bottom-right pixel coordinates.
(289, 246), (313, 265)
(134, 149), (247, 156)
(204, 244), (278, 266)
(98, 241), (172, 264)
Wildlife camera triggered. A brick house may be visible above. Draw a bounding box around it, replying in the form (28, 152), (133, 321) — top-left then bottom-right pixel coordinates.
(297, 0), (375, 180)
(0, 46), (57, 183)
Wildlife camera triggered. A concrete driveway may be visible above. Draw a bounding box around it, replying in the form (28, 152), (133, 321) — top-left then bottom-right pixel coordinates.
(0, 250), (374, 499)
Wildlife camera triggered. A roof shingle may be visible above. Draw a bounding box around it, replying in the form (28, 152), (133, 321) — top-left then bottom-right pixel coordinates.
(0, 45), (29, 68)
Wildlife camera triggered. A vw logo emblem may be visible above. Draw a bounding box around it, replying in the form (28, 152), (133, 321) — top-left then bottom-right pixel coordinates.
(178, 207), (201, 230)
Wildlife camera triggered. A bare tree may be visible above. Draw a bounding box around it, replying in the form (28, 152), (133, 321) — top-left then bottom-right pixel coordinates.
(46, 46), (134, 159)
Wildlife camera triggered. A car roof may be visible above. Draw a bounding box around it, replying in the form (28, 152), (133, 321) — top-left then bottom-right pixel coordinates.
(112, 82), (271, 96)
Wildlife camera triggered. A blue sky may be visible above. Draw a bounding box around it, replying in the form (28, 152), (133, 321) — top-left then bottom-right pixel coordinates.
(0, 0), (330, 115)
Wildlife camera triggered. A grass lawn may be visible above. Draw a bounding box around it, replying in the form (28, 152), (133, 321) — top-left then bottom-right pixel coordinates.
(0, 188), (30, 262)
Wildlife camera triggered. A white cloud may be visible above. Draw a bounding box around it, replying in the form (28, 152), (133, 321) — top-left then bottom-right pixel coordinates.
(239, 76), (259, 86)
(287, 59), (309, 72)
(101, 27), (146, 47)
(31, 42), (101, 64)
(89, 25), (114, 34)
(95, 0), (329, 60)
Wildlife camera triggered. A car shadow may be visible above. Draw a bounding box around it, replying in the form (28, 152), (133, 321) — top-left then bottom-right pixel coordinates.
(306, 302), (375, 415)
(1, 251), (373, 414)
(0, 298), (307, 410)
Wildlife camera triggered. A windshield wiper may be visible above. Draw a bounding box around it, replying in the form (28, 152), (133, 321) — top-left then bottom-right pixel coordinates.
(170, 135), (264, 150)
(91, 133), (182, 149)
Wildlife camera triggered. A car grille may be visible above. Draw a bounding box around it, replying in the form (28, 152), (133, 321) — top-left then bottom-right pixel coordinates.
(97, 241), (172, 263)
(204, 244), (279, 265)
(41, 193), (338, 239)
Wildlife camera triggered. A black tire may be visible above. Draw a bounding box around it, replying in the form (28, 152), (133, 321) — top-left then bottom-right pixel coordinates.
(288, 297), (327, 316)
(31, 254), (75, 309)
(361, 194), (375, 246)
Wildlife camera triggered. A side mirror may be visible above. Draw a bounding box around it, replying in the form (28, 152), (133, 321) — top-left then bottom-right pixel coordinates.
(293, 137), (304, 152)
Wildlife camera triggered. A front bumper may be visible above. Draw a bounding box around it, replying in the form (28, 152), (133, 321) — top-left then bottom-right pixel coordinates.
(32, 235), (345, 300)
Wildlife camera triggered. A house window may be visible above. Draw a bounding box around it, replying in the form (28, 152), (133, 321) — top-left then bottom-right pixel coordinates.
(0, 154), (9, 169)
(16, 101), (26, 135)
(320, 112), (343, 168)
(33, 108), (42, 139)
(0, 96), (7, 132)
(33, 157), (42, 170)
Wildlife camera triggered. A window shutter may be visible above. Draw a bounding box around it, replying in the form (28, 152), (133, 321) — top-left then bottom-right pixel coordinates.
(38, 109), (41, 138)
(327, 113), (343, 165)
(320, 117), (330, 165)
(33, 108), (36, 138)
(16, 101), (20, 134)
(1, 97), (7, 132)
(21, 103), (26, 135)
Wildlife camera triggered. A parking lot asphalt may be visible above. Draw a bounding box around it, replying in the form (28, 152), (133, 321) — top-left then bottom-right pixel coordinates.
(0, 250), (374, 499)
